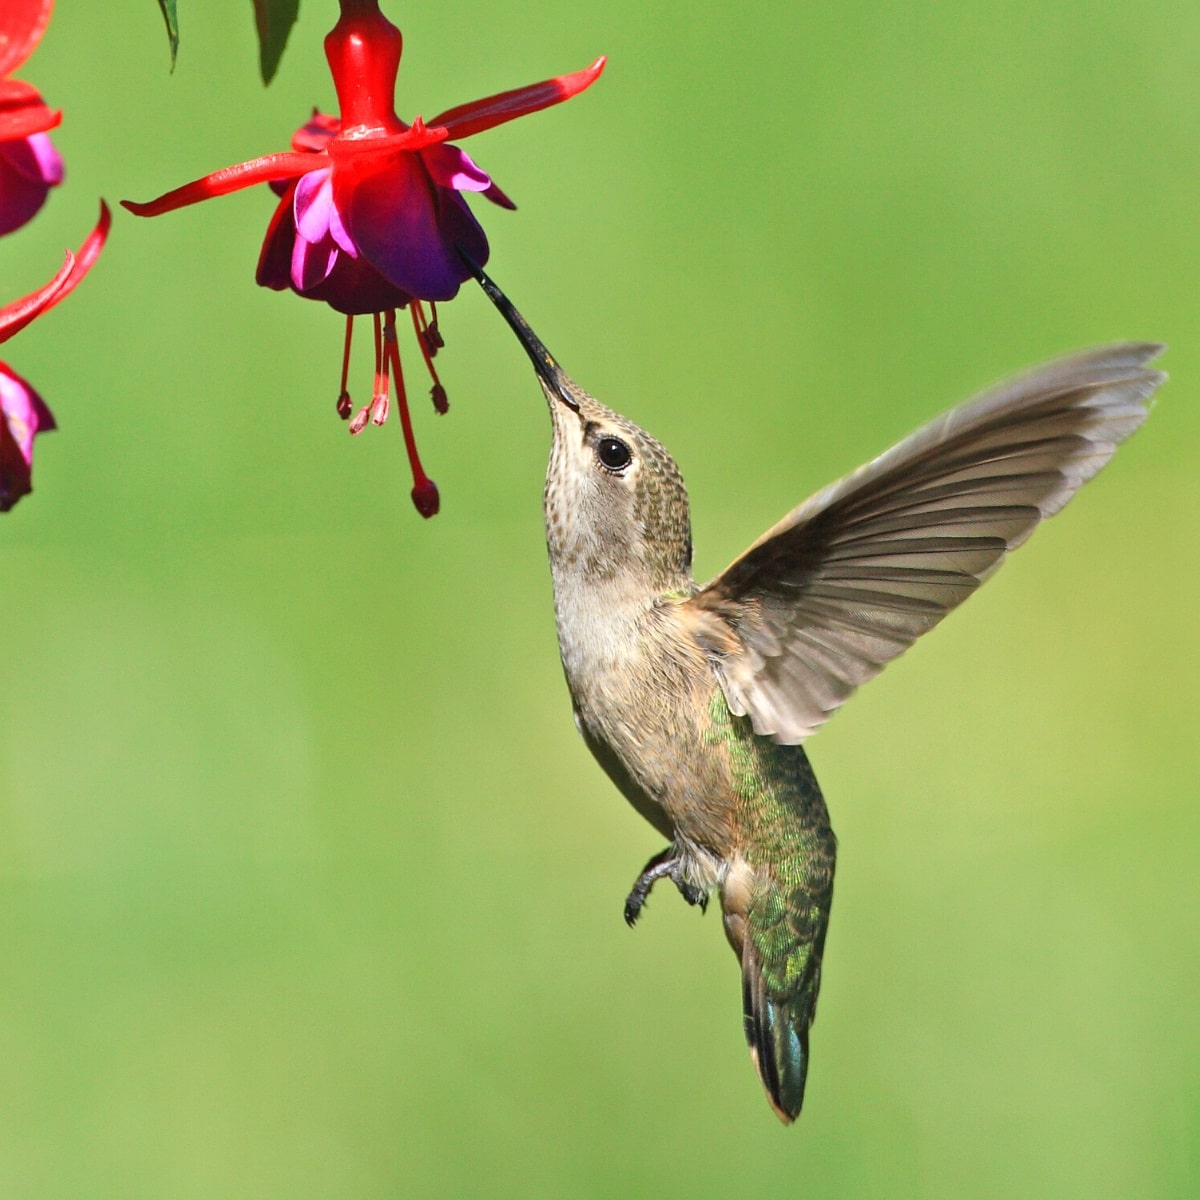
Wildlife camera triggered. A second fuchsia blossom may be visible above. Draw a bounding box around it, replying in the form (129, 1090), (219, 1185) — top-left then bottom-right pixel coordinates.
(0, 0), (64, 236)
(124, 0), (604, 518)
(1, 202), (110, 511)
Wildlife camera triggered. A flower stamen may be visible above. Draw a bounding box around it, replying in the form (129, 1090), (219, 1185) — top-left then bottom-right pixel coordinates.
(410, 302), (449, 414)
(371, 312), (394, 425)
(385, 319), (439, 518)
(336, 315), (354, 418)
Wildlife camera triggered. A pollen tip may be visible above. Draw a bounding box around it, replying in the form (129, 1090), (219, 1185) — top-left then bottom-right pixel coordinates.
(348, 406), (371, 435)
(411, 479), (440, 518)
(431, 384), (449, 415)
(336, 390), (353, 419)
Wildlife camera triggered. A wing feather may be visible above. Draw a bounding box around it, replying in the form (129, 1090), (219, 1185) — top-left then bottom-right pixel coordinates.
(689, 343), (1165, 742)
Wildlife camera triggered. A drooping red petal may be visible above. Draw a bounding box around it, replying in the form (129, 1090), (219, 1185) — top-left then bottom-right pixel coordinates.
(430, 56), (606, 142)
(0, 79), (60, 140)
(121, 151), (323, 217)
(291, 110), (339, 153)
(0, 249), (71, 343)
(0, 0), (53, 78)
(0, 199), (110, 343)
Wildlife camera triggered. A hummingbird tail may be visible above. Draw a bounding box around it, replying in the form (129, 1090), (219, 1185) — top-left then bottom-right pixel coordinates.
(740, 937), (813, 1124)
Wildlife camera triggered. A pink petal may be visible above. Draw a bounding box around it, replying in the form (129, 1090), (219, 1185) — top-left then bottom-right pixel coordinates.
(421, 144), (492, 193)
(24, 131), (62, 184)
(291, 228), (338, 292)
(326, 191), (357, 257)
(293, 168), (334, 243)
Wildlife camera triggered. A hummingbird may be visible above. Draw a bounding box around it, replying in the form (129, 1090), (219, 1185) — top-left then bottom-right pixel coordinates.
(466, 261), (1164, 1124)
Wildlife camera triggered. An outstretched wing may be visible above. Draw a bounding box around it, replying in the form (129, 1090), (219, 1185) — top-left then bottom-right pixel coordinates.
(688, 343), (1165, 744)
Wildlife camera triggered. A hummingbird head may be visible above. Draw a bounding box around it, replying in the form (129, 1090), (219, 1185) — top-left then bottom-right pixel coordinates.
(467, 262), (694, 593)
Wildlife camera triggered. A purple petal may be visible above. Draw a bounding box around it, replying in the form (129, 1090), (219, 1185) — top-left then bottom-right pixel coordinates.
(0, 133), (63, 237)
(301, 252), (414, 316)
(0, 364), (53, 461)
(338, 156), (484, 301)
(421, 143), (492, 193)
(256, 186), (298, 292)
(0, 363), (53, 512)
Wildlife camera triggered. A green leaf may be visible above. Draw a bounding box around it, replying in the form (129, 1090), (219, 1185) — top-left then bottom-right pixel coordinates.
(156, 0), (179, 70)
(252, 0), (300, 86)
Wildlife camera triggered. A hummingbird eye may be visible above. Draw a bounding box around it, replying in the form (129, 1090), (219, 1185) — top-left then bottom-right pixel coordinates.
(596, 436), (633, 473)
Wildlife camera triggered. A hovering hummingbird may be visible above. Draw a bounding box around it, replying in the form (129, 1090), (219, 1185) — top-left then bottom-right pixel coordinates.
(466, 261), (1163, 1123)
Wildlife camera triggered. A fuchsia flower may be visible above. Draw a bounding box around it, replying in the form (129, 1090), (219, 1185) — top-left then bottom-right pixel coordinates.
(123, 0), (604, 517)
(0, 0), (64, 237)
(1, 202), (109, 511)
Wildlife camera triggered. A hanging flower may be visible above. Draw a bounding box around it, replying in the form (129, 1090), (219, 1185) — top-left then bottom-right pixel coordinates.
(123, 0), (604, 517)
(1, 201), (109, 511)
(0, 0), (64, 237)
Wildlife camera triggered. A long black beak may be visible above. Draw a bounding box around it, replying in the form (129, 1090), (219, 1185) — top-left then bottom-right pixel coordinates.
(458, 251), (580, 413)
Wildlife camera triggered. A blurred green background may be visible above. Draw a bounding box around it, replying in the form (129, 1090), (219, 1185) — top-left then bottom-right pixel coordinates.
(2, 1), (1197, 1196)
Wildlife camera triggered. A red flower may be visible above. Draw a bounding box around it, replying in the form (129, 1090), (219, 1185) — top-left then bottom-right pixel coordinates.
(123, 0), (604, 517)
(0, 0), (64, 236)
(1, 202), (110, 511)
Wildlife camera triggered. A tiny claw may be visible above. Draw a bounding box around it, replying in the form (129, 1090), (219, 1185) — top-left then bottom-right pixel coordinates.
(411, 478), (440, 518)
(680, 882), (709, 913)
(430, 383), (449, 414)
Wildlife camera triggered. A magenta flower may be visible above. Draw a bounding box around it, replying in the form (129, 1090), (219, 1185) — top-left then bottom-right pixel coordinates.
(0, 363), (53, 511)
(123, 0), (604, 517)
(0, 0), (64, 237)
(0, 201), (109, 512)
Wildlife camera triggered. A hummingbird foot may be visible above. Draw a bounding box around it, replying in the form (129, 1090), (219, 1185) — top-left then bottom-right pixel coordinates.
(624, 847), (709, 927)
